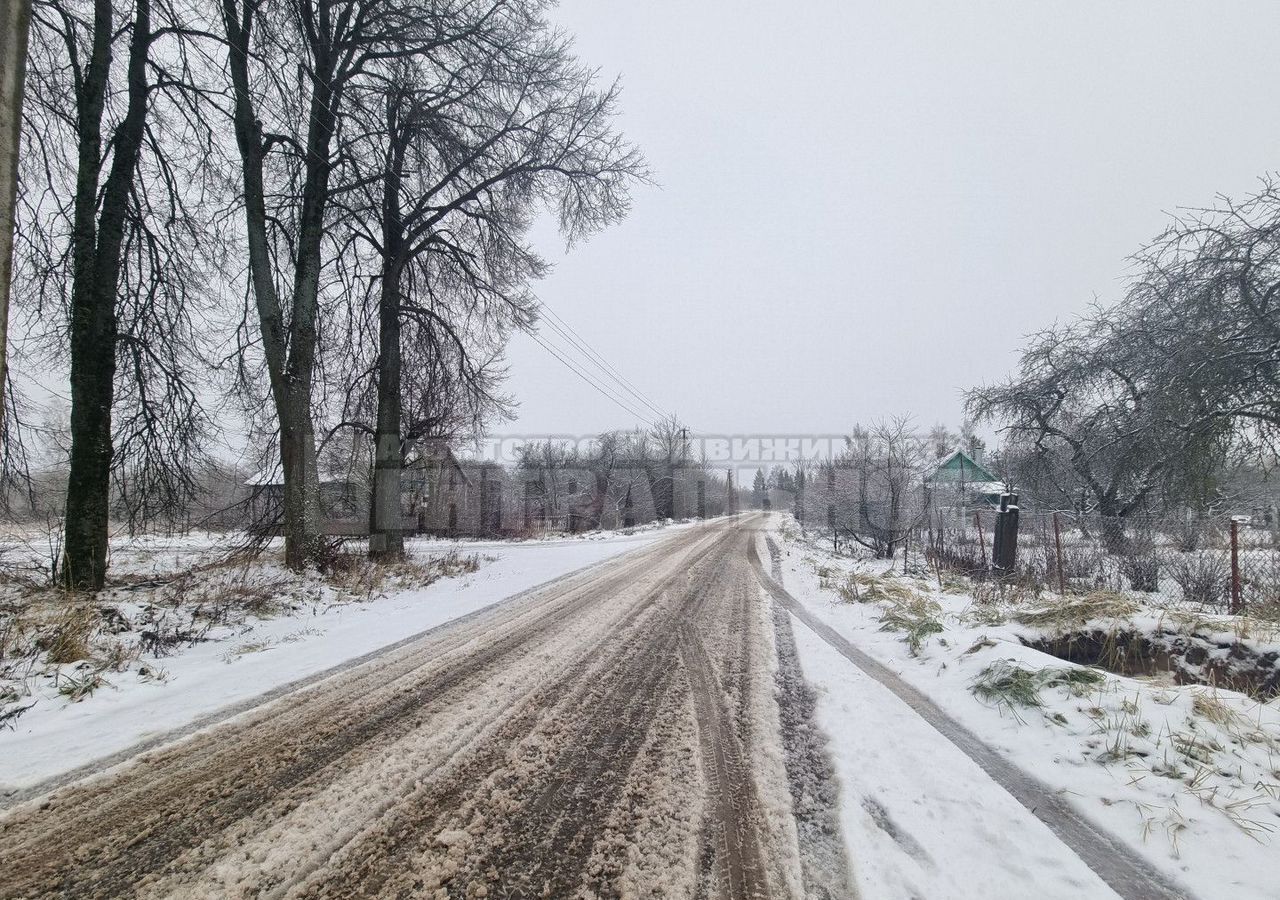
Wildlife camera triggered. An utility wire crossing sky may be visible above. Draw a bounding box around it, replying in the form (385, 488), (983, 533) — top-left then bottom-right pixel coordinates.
(506, 0), (1280, 439)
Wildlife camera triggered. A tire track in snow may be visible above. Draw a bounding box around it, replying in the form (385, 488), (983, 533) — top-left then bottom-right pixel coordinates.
(749, 537), (1193, 900)
(761, 532), (858, 900)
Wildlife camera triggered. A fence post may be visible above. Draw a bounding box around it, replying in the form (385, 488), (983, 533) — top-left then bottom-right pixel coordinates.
(1230, 519), (1242, 615)
(1053, 512), (1066, 595)
(993, 493), (1020, 575)
(974, 511), (987, 570)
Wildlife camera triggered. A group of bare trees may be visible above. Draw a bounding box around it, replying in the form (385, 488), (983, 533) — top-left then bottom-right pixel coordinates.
(968, 180), (1280, 544)
(9, 0), (644, 588)
(514, 419), (722, 529)
(797, 419), (932, 559)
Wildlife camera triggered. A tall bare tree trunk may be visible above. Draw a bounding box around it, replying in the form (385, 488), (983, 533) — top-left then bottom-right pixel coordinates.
(278, 394), (322, 565)
(221, 0), (329, 569)
(0, 0), (31, 442)
(369, 266), (403, 558)
(62, 0), (152, 590)
(369, 144), (404, 559)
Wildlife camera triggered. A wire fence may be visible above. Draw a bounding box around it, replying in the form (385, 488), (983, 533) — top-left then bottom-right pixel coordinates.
(924, 507), (1280, 615)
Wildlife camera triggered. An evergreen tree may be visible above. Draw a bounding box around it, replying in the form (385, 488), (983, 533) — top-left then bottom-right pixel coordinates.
(752, 468), (767, 507)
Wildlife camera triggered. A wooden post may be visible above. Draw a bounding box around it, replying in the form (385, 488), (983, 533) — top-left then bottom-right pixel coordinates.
(1230, 519), (1242, 615)
(974, 510), (987, 570)
(1053, 512), (1066, 595)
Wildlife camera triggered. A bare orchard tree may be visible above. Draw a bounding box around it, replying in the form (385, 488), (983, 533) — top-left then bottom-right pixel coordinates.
(966, 319), (1217, 551)
(18, 0), (216, 588)
(1119, 182), (1280, 452)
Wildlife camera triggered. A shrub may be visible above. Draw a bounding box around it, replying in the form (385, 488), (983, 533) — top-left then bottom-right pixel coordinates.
(1165, 552), (1229, 608)
(1061, 545), (1103, 582)
(1166, 515), (1209, 553)
(1119, 551), (1160, 592)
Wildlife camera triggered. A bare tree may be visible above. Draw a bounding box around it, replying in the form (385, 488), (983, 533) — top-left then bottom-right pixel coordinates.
(836, 419), (928, 559)
(16, 0), (216, 588)
(966, 319), (1216, 550)
(217, 0), (494, 568)
(1120, 182), (1280, 449)
(341, 21), (644, 558)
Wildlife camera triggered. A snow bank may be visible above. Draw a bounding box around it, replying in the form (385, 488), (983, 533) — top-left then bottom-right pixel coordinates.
(767, 516), (1280, 900)
(0, 526), (682, 795)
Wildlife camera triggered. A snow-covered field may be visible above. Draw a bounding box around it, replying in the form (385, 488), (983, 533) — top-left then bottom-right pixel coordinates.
(764, 515), (1280, 900)
(0, 523), (696, 795)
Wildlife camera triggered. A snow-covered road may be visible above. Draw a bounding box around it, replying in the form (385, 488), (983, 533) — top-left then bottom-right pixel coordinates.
(0, 515), (1215, 899)
(0, 516), (851, 899)
(0, 528), (681, 795)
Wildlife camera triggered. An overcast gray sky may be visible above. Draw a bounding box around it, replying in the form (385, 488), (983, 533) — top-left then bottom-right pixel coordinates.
(504, 1), (1280, 440)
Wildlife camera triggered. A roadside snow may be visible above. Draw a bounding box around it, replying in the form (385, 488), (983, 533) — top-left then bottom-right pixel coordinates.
(765, 516), (1280, 900)
(788, 624), (1118, 899)
(0, 526), (683, 794)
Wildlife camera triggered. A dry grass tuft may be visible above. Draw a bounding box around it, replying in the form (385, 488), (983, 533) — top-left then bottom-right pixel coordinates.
(56, 670), (104, 702)
(852, 573), (925, 605)
(38, 604), (99, 665)
(1015, 590), (1139, 631)
(1191, 690), (1250, 730)
(878, 596), (944, 655)
(970, 659), (1106, 716)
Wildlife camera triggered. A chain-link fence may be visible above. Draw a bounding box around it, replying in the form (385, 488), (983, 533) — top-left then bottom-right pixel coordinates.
(924, 506), (1280, 615)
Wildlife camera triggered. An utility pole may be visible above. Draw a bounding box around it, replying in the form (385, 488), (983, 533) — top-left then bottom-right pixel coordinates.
(0, 0), (32, 440)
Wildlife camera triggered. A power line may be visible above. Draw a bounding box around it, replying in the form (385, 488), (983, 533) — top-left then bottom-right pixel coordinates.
(534, 300), (669, 421)
(537, 301), (668, 420)
(523, 326), (657, 429)
(527, 328), (655, 428)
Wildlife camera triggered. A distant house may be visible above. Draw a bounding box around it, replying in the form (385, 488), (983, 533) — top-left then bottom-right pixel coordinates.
(925, 449), (1007, 513)
(405, 444), (472, 535)
(243, 463), (367, 535)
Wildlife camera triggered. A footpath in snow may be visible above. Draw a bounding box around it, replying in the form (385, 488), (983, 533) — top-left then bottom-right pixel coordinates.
(761, 514), (1280, 900)
(0, 524), (686, 796)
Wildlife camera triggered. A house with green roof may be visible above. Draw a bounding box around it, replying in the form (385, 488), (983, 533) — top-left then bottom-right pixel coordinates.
(925, 449), (1007, 510)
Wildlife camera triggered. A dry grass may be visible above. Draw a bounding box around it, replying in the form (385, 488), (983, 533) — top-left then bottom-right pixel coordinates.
(1014, 590), (1140, 631)
(877, 596), (944, 655)
(325, 549), (483, 598)
(851, 572), (926, 605)
(970, 659), (1106, 717)
(1191, 690), (1250, 730)
(0, 544), (492, 726)
(55, 670), (104, 702)
(1172, 730), (1223, 765)
(36, 604), (99, 665)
